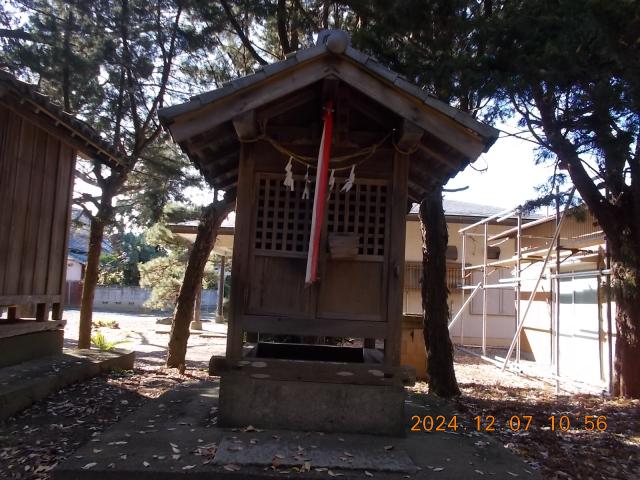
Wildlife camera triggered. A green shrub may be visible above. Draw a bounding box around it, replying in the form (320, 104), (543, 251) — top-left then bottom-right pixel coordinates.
(91, 332), (128, 352)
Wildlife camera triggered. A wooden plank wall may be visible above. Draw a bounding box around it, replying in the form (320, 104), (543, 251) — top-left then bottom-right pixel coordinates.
(0, 104), (76, 304)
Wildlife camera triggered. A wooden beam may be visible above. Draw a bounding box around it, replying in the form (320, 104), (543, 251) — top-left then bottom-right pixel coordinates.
(257, 87), (320, 123)
(232, 110), (259, 141)
(396, 119), (424, 151)
(215, 170), (239, 189)
(0, 294), (62, 304)
(267, 125), (383, 147)
(170, 60), (336, 142)
(417, 142), (459, 169)
(321, 77), (340, 104)
(347, 88), (398, 128)
(334, 59), (486, 159)
(211, 356), (415, 387)
(185, 125), (236, 154)
(242, 314), (388, 338)
(199, 148), (239, 174)
(0, 319), (66, 339)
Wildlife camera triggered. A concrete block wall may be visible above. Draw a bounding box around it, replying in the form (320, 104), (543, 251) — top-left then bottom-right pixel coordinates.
(91, 286), (218, 312)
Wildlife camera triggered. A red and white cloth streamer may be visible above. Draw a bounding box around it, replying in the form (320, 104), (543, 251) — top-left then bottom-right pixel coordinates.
(305, 100), (334, 285)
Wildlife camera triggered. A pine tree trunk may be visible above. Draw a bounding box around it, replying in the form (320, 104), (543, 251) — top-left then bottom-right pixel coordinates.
(419, 189), (460, 398)
(78, 217), (106, 349)
(610, 255), (640, 398)
(166, 199), (233, 368)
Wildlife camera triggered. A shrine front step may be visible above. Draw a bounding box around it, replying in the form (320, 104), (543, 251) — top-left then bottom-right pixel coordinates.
(0, 348), (135, 419)
(219, 373), (406, 436)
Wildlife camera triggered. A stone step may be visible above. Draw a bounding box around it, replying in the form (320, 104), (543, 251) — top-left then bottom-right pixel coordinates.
(0, 348), (135, 420)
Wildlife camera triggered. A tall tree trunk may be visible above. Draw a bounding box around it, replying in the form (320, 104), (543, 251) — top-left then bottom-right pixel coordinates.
(62, 9), (73, 112)
(610, 252), (640, 397)
(78, 216), (106, 348)
(419, 188), (460, 397)
(276, 0), (292, 55)
(166, 197), (234, 368)
(77, 176), (121, 349)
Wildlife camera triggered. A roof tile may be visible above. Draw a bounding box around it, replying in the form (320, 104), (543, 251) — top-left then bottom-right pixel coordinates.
(364, 58), (399, 84)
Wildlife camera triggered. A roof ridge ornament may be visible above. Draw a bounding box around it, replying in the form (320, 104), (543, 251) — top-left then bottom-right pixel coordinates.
(316, 29), (350, 54)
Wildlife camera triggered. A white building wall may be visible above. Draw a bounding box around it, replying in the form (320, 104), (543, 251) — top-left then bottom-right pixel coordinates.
(66, 258), (83, 282)
(404, 218), (518, 347)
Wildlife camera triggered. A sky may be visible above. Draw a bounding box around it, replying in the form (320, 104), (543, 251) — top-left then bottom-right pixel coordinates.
(443, 122), (556, 214)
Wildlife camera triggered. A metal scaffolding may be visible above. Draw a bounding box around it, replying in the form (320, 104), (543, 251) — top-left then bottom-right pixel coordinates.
(450, 189), (614, 394)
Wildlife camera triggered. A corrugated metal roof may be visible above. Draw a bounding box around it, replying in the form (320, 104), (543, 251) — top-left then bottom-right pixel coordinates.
(409, 200), (503, 217)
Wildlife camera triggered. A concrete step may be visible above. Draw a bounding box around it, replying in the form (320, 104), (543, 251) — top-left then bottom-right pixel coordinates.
(0, 348), (135, 420)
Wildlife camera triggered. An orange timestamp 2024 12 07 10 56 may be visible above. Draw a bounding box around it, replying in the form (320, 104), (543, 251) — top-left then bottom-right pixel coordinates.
(409, 415), (608, 432)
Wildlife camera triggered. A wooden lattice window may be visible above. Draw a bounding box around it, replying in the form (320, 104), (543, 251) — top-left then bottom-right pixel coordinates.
(253, 173), (388, 258)
(326, 180), (388, 257)
(254, 174), (313, 253)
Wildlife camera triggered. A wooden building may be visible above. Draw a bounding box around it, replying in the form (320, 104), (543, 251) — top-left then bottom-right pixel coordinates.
(0, 71), (121, 367)
(159, 31), (498, 434)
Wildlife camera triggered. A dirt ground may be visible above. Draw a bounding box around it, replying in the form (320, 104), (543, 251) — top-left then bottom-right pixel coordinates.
(0, 311), (638, 479)
(439, 349), (639, 480)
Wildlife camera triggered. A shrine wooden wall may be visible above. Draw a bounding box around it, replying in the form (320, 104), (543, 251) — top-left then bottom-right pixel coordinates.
(0, 104), (76, 307)
(227, 141), (409, 365)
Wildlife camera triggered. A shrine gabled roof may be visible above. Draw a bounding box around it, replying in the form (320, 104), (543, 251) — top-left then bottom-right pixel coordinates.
(0, 70), (123, 168)
(158, 30), (499, 202)
(159, 31), (497, 145)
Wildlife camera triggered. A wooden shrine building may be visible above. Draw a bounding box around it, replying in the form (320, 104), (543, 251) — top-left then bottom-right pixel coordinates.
(159, 31), (498, 435)
(0, 71), (121, 367)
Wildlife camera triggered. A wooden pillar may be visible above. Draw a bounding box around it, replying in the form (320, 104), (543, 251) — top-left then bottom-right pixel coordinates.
(190, 283), (203, 330)
(364, 338), (376, 349)
(226, 144), (255, 362)
(36, 302), (50, 322)
(384, 151), (409, 368)
(215, 255), (226, 324)
(52, 302), (63, 320)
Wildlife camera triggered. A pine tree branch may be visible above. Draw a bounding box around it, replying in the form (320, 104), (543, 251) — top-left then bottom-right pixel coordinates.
(138, 4), (183, 152)
(0, 28), (35, 42)
(75, 193), (101, 209)
(219, 0), (268, 65)
(75, 168), (99, 187)
(293, 0), (317, 28)
(92, 159), (107, 188)
(120, 0), (142, 146)
(531, 82), (616, 235)
(276, 0), (292, 55)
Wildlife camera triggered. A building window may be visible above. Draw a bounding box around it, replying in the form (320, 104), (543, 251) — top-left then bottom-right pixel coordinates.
(469, 269), (515, 316)
(404, 261), (463, 291)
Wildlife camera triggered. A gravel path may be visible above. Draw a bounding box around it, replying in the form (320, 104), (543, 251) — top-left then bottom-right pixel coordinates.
(62, 308), (227, 370)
